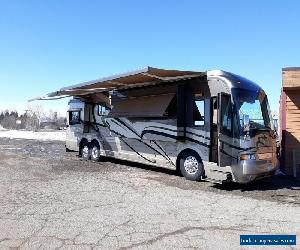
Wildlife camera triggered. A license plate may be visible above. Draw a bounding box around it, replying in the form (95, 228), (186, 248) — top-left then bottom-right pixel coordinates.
(258, 152), (272, 160)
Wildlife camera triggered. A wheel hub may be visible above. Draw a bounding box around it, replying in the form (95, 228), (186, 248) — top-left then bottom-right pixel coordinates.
(82, 146), (89, 158)
(184, 156), (199, 175)
(91, 146), (99, 159)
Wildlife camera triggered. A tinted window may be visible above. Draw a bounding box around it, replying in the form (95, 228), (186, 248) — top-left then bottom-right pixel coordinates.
(98, 103), (109, 116)
(193, 100), (205, 126)
(69, 111), (80, 125)
(220, 95), (232, 136)
(164, 95), (177, 118)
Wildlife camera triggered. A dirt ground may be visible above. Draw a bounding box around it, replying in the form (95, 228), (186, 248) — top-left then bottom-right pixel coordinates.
(0, 137), (299, 249)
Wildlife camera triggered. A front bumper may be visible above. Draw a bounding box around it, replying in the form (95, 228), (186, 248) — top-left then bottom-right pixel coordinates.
(231, 158), (279, 183)
(241, 159), (278, 175)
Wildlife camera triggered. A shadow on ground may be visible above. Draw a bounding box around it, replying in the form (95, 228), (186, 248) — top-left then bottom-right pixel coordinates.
(102, 156), (181, 176)
(214, 175), (300, 192)
(103, 156), (300, 194)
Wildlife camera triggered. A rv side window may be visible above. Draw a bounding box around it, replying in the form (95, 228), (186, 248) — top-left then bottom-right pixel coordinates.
(98, 103), (109, 116)
(164, 95), (177, 118)
(69, 111), (80, 125)
(193, 99), (205, 126)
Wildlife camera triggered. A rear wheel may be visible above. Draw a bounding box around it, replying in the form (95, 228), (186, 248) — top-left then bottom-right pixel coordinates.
(179, 151), (204, 181)
(90, 141), (101, 162)
(80, 142), (90, 160)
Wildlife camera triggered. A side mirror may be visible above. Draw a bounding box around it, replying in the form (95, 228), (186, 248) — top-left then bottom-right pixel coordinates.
(273, 119), (278, 132)
(243, 114), (250, 132)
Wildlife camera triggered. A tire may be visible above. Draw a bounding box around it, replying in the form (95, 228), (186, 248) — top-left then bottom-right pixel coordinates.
(179, 151), (204, 181)
(90, 141), (101, 162)
(80, 141), (90, 160)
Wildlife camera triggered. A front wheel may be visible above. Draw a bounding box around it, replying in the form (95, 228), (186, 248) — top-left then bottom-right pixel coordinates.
(179, 151), (204, 181)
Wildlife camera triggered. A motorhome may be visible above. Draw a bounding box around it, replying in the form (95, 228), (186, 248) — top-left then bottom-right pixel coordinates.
(33, 67), (279, 183)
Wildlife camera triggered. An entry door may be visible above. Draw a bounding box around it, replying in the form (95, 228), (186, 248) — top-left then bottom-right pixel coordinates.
(210, 97), (218, 163)
(83, 104), (92, 133)
(217, 93), (233, 167)
(66, 109), (83, 150)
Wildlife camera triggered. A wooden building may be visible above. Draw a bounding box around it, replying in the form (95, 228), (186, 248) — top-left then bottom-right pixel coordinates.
(280, 67), (300, 177)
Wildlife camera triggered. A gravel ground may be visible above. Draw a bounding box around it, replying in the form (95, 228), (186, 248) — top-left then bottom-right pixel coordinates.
(0, 137), (299, 249)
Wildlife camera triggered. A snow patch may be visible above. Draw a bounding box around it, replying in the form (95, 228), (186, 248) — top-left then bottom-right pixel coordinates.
(0, 130), (66, 141)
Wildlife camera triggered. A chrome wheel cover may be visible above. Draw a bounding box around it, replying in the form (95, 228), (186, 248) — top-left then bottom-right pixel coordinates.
(91, 146), (99, 159)
(184, 156), (199, 175)
(82, 145), (89, 158)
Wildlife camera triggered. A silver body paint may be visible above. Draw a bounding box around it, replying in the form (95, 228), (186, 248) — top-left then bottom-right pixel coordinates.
(66, 70), (279, 183)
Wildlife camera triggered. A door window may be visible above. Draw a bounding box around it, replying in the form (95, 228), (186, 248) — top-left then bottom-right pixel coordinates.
(220, 95), (232, 136)
(69, 111), (80, 125)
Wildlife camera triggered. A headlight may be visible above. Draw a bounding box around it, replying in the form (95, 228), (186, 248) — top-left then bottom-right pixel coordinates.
(240, 154), (256, 160)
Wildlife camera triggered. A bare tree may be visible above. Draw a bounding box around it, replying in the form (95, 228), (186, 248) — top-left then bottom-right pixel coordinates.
(48, 109), (58, 123)
(25, 104), (45, 131)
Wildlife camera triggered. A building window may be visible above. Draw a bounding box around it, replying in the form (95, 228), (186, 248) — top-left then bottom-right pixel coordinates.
(69, 111), (80, 125)
(193, 99), (205, 126)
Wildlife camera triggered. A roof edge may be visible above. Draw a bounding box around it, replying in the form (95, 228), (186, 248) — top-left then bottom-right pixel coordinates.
(282, 67), (300, 71)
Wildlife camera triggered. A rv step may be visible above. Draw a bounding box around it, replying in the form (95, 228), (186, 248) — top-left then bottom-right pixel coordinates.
(205, 178), (223, 184)
(204, 170), (232, 182)
(203, 162), (233, 183)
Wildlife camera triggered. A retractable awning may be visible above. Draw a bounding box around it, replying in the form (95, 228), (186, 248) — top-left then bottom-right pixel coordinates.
(29, 67), (205, 101)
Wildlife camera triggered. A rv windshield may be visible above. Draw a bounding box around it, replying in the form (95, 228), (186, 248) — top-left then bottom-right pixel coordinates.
(232, 88), (274, 135)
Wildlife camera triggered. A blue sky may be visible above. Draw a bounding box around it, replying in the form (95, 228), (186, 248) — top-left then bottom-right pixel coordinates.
(0, 0), (299, 115)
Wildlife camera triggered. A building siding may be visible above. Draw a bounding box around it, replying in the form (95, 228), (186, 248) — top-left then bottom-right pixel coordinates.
(281, 68), (300, 176)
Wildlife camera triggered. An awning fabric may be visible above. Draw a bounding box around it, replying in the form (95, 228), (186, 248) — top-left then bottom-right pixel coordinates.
(108, 93), (175, 118)
(29, 67), (205, 101)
